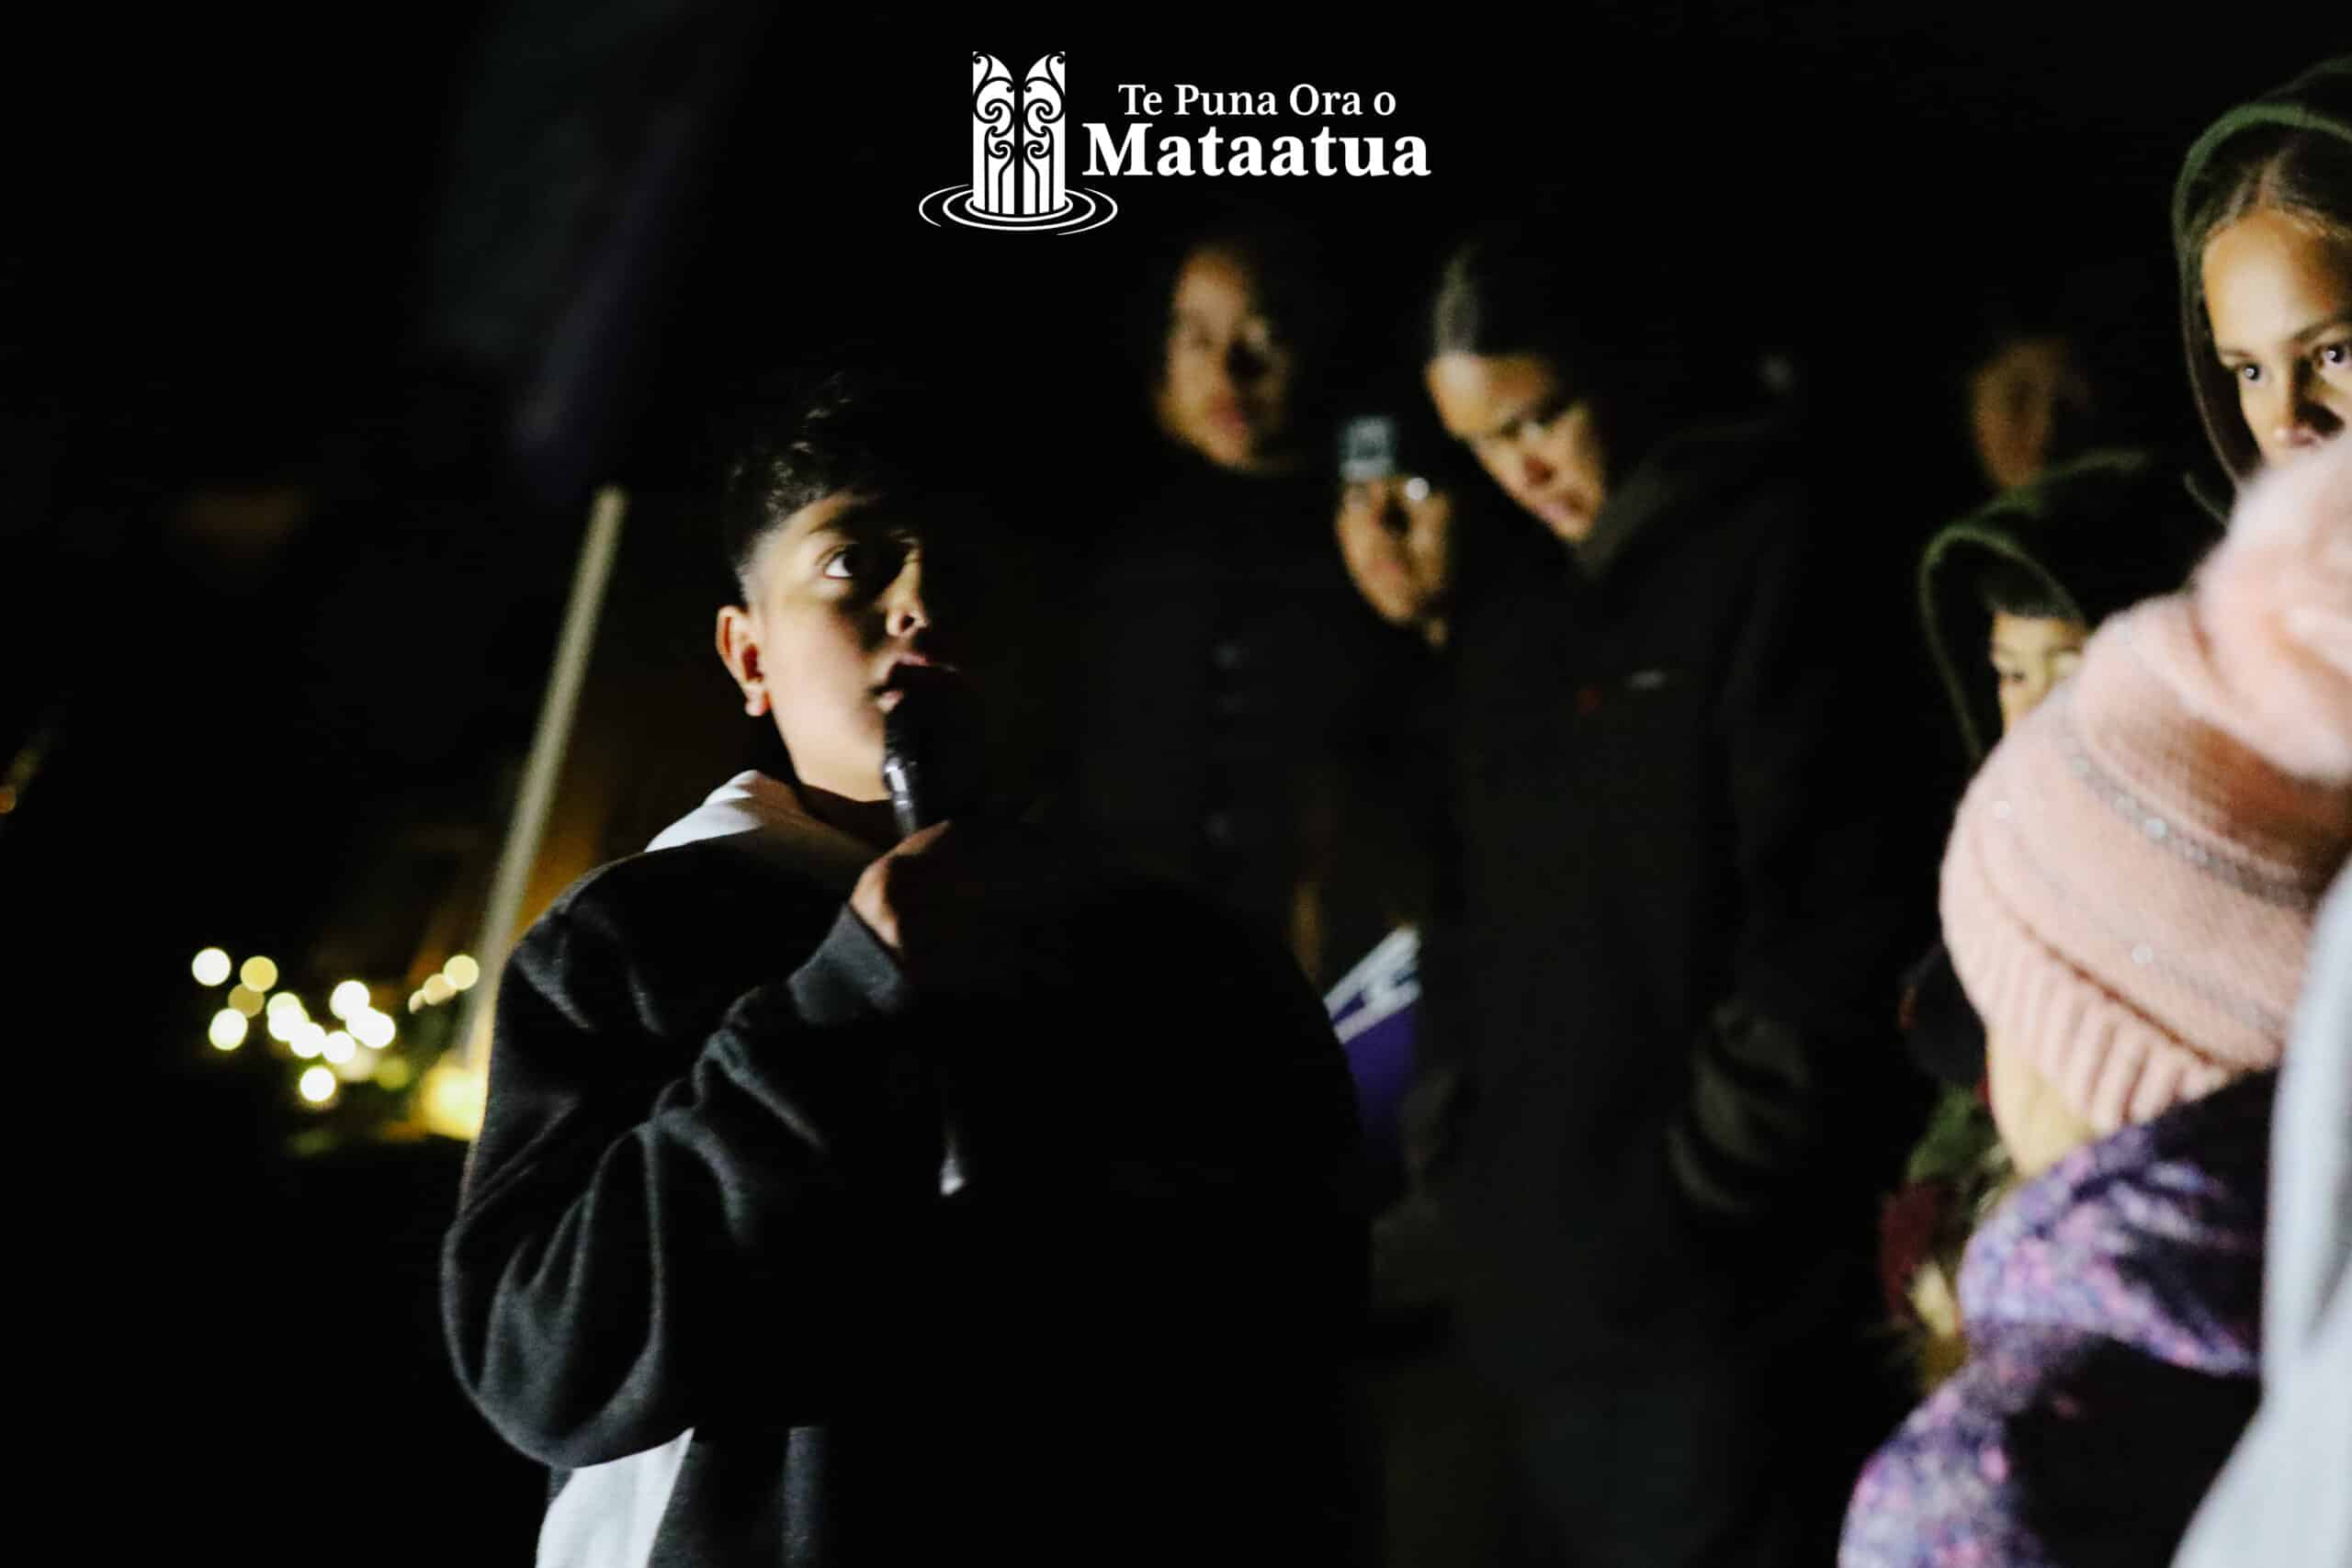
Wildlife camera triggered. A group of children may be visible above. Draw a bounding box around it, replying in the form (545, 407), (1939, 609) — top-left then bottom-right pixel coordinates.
(439, 54), (2352, 1568)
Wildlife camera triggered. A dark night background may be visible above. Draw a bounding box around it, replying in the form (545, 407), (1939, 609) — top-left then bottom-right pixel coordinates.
(6, 6), (2340, 1561)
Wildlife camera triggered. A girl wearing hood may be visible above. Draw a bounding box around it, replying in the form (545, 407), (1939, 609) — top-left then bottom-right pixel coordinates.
(2174, 56), (2352, 498)
(1840, 434), (2352, 1567)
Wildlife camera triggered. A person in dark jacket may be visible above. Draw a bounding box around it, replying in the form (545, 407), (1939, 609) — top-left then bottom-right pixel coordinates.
(1078, 217), (1408, 970)
(440, 372), (1369, 1567)
(1417, 225), (1939, 1567)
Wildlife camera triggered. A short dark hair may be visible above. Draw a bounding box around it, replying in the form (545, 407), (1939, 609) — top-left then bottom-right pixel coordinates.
(716, 369), (984, 597)
(1975, 558), (2077, 623)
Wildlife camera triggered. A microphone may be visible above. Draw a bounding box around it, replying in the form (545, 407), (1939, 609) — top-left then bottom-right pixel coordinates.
(878, 676), (986, 1200)
(881, 679), (985, 840)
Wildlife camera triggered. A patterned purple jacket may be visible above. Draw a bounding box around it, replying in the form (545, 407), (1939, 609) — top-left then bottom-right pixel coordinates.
(1841, 1070), (2272, 1568)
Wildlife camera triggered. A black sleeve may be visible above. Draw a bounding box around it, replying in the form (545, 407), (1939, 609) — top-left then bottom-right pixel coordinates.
(1667, 505), (1933, 1224)
(442, 896), (944, 1469)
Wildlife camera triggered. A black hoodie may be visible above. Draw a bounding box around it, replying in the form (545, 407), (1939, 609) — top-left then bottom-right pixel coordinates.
(442, 774), (1367, 1565)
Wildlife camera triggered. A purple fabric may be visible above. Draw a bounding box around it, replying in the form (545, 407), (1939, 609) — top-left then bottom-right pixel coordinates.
(1840, 1071), (2272, 1568)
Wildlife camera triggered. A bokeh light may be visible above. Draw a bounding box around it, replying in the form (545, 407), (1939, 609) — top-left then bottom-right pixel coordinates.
(226, 985), (265, 1018)
(352, 1010), (396, 1050)
(322, 1030), (356, 1066)
(192, 948), (232, 987)
(266, 1011), (298, 1043)
(208, 1010), (248, 1050)
(376, 1057), (414, 1091)
(330, 980), (371, 1021)
(299, 1066), (336, 1105)
(445, 954), (481, 991)
(239, 955), (279, 992)
(266, 991), (306, 1018)
(422, 974), (456, 1006)
(418, 1057), (487, 1140)
(291, 1021), (326, 1059)
(332, 1046), (377, 1084)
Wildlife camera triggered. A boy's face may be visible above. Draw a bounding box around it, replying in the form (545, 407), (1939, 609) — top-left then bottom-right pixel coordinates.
(1988, 611), (2088, 733)
(717, 490), (980, 802)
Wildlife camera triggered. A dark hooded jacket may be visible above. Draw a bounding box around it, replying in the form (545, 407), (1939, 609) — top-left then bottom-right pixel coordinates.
(1884, 457), (2223, 1348)
(2171, 56), (2352, 500)
(443, 775), (1366, 1566)
(1918, 449), (2222, 771)
(1429, 410), (1940, 1391)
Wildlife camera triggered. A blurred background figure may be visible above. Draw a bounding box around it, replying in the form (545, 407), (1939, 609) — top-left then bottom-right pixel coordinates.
(1307, 388), (1476, 1206)
(1154, 233), (1312, 474)
(1883, 451), (2222, 1391)
(1953, 254), (2177, 499)
(1078, 212), (1406, 972)
(2172, 56), (2352, 502)
(1418, 219), (1939, 1568)
(1330, 406), (1461, 651)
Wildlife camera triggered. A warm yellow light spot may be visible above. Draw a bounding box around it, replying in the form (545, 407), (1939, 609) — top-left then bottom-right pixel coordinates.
(422, 974), (456, 1006)
(239, 956), (279, 991)
(329, 980), (371, 1021)
(192, 948), (232, 987)
(266, 990), (305, 1018)
(376, 1056), (413, 1091)
(299, 1066), (337, 1104)
(322, 1030), (356, 1066)
(444, 954), (481, 991)
(290, 1021), (326, 1059)
(332, 1046), (376, 1084)
(352, 1010), (396, 1050)
(418, 1057), (487, 1141)
(208, 1010), (248, 1050)
(226, 986), (264, 1018)
(266, 1011), (298, 1043)
(407, 992), (424, 1013)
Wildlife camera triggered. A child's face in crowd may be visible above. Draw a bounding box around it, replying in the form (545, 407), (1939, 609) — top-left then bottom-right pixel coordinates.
(2201, 207), (2352, 466)
(716, 491), (970, 803)
(1989, 611), (2089, 733)
(1334, 476), (1455, 643)
(1968, 335), (2093, 492)
(1425, 351), (1608, 544)
(1158, 247), (1296, 471)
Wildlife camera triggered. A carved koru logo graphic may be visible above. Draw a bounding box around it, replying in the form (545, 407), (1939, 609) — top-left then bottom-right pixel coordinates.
(919, 52), (1117, 232)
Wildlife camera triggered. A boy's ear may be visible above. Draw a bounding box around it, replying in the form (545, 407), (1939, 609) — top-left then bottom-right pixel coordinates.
(715, 604), (770, 716)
